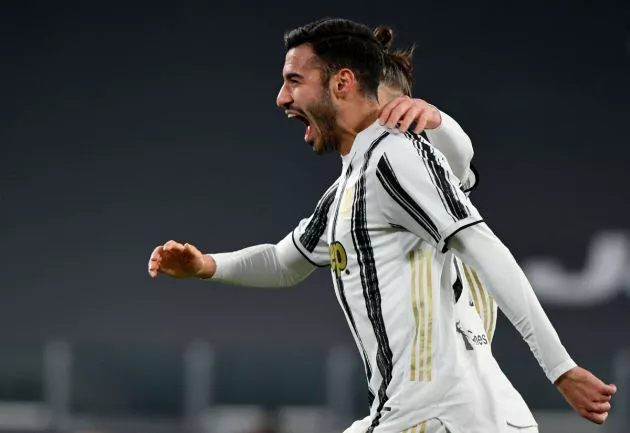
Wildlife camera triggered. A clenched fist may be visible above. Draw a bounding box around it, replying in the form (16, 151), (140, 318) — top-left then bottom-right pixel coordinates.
(556, 366), (617, 424)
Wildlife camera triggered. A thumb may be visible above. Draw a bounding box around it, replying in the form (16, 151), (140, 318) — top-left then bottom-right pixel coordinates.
(184, 243), (202, 256)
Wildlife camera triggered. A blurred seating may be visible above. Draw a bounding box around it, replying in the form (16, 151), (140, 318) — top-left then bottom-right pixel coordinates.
(70, 343), (183, 419)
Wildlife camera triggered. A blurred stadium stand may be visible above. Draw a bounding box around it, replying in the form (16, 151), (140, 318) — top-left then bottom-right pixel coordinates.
(0, 341), (627, 433)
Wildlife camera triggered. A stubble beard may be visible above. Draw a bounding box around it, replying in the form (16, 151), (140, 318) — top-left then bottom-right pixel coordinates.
(309, 88), (340, 155)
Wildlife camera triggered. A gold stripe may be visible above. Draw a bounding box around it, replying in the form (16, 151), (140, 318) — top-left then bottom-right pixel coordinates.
(409, 250), (420, 381)
(419, 421), (427, 433)
(410, 426), (417, 433)
(463, 264), (481, 318)
(472, 269), (489, 336)
(418, 249), (425, 381)
(487, 295), (496, 343)
(402, 430), (408, 433)
(425, 250), (433, 382)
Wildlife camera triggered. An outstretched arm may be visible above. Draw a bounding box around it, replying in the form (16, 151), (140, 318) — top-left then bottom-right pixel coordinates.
(375, 140), (616, 425)
(449, 223), (617, 424)
(148, 233), (316, 288)
(149, 181), (338, 287)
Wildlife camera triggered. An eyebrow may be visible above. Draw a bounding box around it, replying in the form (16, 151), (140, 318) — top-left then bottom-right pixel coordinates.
(284, 72), (303, 81)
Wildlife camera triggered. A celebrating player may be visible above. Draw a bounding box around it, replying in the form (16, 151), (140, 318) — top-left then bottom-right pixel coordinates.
(149, 18), (616, 433)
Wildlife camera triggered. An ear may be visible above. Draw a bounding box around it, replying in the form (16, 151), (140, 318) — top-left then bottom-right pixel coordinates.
(331, 68), (357, 99)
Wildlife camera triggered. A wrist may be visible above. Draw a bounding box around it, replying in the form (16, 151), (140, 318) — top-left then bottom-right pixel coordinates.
(554, 364), (579, 386)
(198, 254), (217, 279)
(426, 105), (442, 130)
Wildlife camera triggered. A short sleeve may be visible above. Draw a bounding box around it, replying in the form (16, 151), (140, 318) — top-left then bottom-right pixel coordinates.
(375, 135), (483, 253)
(291, 180), (339, 267)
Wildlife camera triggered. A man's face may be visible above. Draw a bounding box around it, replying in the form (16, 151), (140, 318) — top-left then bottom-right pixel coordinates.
(277, 44), (339, 154)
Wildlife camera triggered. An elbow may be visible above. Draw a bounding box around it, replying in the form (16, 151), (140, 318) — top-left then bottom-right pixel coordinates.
(459, 134), (474, 170)
(454, 136), (474, 183)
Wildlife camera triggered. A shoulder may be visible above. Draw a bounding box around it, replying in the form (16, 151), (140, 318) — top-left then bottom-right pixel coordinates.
(372, 130), (429, 172)
(313, 177), (341, 209)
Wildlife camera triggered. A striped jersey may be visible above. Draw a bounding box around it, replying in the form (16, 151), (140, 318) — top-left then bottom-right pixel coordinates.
(451, 163), (499, 345)
(292, 121), (536, 433)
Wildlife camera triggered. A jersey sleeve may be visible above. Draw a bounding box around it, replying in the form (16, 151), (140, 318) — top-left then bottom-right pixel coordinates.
(291, 180), (339, 267)
(424, 110), (474, 183)
(450, 223), (576, 383)
(375, 135), (483, 253)
(210, 233), (316, 288)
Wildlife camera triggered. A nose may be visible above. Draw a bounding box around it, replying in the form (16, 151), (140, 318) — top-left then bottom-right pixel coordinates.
(276, 83), (292, 109)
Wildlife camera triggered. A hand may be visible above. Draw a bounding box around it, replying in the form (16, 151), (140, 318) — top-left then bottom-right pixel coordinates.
(148, 240), (213, 279)
(555, 366), (617, 424)
(378, 96), (442, 134)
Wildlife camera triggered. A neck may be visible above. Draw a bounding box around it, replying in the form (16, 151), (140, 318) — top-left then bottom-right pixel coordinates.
(336, 97), (381, 156)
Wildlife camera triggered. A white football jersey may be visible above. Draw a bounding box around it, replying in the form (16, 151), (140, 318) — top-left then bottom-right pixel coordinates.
(292, 122), (537, 432)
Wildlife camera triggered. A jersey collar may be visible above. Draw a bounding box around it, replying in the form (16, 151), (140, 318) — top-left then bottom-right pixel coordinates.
(340, 120), (389, 167)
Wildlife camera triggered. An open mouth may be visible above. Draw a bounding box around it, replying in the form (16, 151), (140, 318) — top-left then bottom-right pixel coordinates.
(287, 111), (313, 143)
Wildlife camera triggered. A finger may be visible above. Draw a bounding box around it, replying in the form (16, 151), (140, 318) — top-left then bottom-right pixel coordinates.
(595, 393), (612, 402)
(385, 100), (414, 129)
(148, 245), (164, 277)
(413, 110), (431, 134)
(148, 260), (159, 277)
(602, 383), (617, 396)
(184, 243), (202, 256)
(149, 245), (163, 262)
(598, 402), (611, 412)
(381, 98), (409, 128)
(163, 240), (185, 253)
(584, 411), (608, 424)
(379, 96), (407, 126)
(398, 106), (422, 133)
(163, 240), (177, 250)
(587, 400), (611, 413)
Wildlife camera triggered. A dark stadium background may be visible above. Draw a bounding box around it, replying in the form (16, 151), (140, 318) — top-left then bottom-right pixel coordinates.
(1, 1), (628, 432)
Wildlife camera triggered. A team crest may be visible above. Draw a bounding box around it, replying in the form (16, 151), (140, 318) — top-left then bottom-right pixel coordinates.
(329, 241), (348, 277)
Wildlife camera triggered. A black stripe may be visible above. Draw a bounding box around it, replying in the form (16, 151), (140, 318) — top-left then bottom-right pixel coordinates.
(402, 124), (429, 143)
(291, 231), (328, 268)
(299, 181), (339, 252)
(347, 132), (394, 433)
(376, 155), (440, 243)
(406, 131), (471, 220)
(441, 219), (484, 253)
(417, 139), (468, 220)
(329, 164), (375, 397)
(388, 223), (407, 230)
(463, 164), (480, 193)
(452, 257), (463, 303)
(419, 130), (430, 143)
(406, 132), (457, 221)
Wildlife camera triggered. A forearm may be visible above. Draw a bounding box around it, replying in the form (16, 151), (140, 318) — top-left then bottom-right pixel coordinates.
(449, 223), (576, 383)
(207, 233), (316, 288)
(426, 110), (474, 181)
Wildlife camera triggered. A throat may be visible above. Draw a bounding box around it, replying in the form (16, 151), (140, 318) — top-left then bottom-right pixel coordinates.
(337, 109), (381, 156)
(335, 100), (381, 156)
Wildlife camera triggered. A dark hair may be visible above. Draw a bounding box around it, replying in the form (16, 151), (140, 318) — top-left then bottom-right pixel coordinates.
(373, 26), (415, 97)
(284, 18), (385, 100)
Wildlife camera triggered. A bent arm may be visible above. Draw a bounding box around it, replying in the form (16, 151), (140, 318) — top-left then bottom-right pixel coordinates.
(448, 223), (576, 383)
(426, 110), (474, 182)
